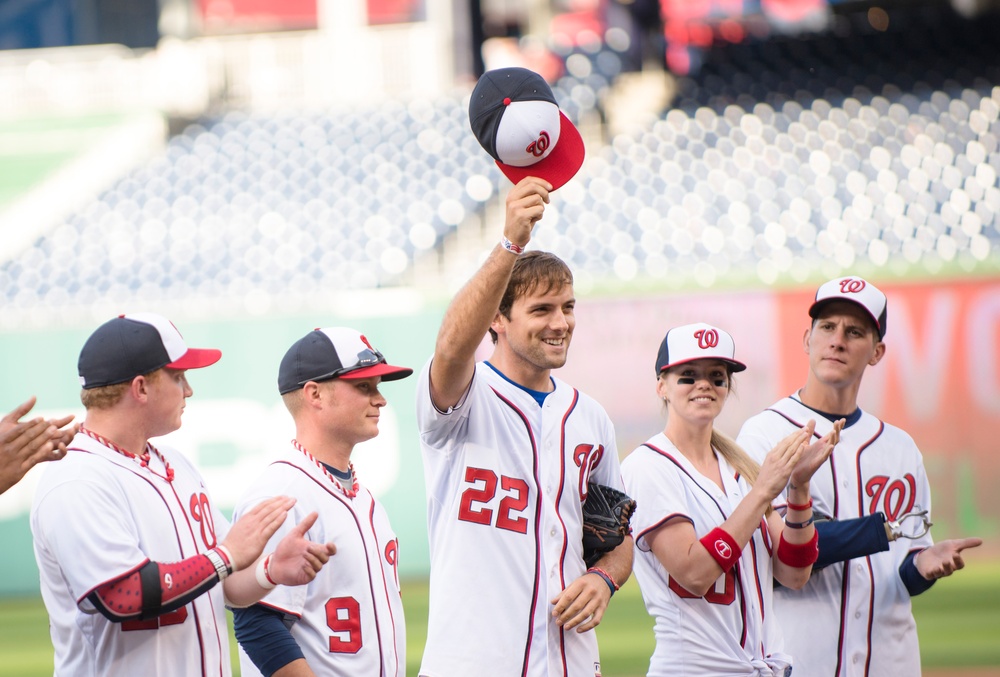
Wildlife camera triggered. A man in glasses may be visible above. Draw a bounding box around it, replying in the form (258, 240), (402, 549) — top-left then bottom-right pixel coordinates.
(233, 327), (412, 677)
(415, 177), (633, 676)
(736, 277), (982, 677)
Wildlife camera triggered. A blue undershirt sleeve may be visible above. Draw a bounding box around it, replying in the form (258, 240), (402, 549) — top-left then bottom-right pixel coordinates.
(813, 513), (891, 570)
(899, 549), (937, 596)
(232, 603), (305, 676)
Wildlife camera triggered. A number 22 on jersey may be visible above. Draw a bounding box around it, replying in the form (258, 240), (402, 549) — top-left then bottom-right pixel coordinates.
(457, 467), (530, 534)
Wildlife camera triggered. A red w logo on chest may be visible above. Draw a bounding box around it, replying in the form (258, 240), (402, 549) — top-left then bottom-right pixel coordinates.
(189, 492), (218, 548)
(865, 474), (917, 520)
(574, 444), (604, 501)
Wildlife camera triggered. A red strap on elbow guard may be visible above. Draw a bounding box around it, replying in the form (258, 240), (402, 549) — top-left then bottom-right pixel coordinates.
(700, 527), (742, 572)
(777, 529), (820, 568)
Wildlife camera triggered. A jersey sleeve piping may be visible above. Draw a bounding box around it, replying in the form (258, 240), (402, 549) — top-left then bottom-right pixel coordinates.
(635, 514), (693, 550)
(425, 357), (476, 416)
(253, 599), (303, 619)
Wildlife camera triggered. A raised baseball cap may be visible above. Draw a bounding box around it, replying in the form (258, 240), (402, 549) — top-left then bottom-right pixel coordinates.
(655, 322), (747, 375)
(469, 67), (585, 190)
(78, 312), (222, 389)
(278, 327), (413, 395)
(809, 276), (887, 339)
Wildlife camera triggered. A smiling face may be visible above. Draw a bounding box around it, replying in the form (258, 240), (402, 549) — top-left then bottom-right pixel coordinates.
(658, 359), (731, 427)
(805, 300), (885, 390)
(491, 281), (576, 388)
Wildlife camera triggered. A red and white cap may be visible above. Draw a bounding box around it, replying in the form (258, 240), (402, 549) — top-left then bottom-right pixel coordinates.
(809, 276), (887, 339)
(278, 327), (413, 395)
(655, 322), (747, 375)
(469, 67), (585, 190)
(78, 312), (222, 389)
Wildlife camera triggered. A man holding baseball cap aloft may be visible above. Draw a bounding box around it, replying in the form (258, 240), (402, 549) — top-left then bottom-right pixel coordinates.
(414, 68), (633, 676)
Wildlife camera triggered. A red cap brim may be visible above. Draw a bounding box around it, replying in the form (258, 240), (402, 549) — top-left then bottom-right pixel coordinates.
(340, 363), (414, 382)
(167, 348), (222, 370)
(496, 111), (585, 191)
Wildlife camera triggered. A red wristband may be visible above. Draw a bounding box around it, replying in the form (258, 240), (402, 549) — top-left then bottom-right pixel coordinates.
(777, 530), (819, 568)
(786, 498), (812, 511)
(700, 527), (742, 572)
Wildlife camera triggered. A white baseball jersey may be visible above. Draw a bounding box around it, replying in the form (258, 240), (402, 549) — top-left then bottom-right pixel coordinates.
(621, 433), (791, 677)
(233, 442), (405, 677)
(737, 394), (934, 677)
(416, 360), (623, 677)
(30, 432), (233, 677)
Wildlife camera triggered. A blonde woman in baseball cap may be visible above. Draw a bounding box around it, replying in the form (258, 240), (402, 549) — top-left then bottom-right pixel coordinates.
(621, 322), (843, 676)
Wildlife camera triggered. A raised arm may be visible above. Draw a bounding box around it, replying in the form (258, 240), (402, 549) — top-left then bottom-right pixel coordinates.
(429, 177), (551, 410)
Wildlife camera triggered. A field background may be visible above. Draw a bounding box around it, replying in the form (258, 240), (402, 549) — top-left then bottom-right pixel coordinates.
(2, 559), (998, 676)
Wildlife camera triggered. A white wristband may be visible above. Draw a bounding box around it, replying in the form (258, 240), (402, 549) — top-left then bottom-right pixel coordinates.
(500, 235), (525, 255)
(255, 554), (277, 590)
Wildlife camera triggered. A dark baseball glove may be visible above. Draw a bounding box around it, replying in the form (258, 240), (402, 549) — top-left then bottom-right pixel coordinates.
(582, 482), (636, 567)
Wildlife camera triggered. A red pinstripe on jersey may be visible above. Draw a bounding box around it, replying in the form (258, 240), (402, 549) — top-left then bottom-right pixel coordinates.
(489, 386), (543, 677)
(554, 388), (581, 677)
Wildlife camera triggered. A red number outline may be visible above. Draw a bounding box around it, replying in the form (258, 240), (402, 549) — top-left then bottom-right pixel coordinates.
(668, 571), (736, 605)
(496, 476), (529, 534)
(458, 467), (530, 534)
(325, 596), (362, 653)
(458, 467), (496, 526)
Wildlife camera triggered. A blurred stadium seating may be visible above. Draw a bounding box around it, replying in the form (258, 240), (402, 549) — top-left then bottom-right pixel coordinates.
(0, 3), (998, 316)
(535, 6), (1000, 288)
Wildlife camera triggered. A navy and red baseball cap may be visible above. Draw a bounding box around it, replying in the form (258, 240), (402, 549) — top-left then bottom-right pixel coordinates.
(78, 312), (222, 389)
(655, 322), (747, 376)
(278, 327), (413, 395)
(469, 67), (585, 190)
(809, 276), (887, 339)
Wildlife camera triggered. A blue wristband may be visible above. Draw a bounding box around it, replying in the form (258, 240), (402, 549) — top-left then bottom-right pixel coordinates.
(587, 567), (618, 596)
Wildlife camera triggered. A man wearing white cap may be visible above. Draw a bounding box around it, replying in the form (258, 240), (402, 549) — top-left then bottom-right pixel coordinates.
(737, 278), (983, 676)
(30, 313), (336, 677)
(232, 327), (412, 677)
